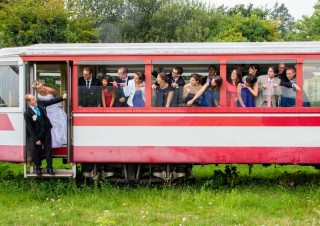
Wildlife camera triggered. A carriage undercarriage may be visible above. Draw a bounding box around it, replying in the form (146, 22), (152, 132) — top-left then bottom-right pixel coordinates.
(82, 163), (192, 184)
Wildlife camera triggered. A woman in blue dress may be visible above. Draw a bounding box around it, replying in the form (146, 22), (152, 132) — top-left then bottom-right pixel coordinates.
(124, 72), (145, 107)
(186, 75), (222, 107)
(237, 75), (258, 107)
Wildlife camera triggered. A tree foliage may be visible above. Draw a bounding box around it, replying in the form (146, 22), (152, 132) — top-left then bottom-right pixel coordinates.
(148, 0), (220, 42)
(224, 3), (268, 19)
(0, 0), (99, 47)
(118, 0), (167, 42)
(1, 0), (317, 46)
(110, 1), (285, 42)
(268, 2), (294, 40)
(208, 14), (281, 42)
(285, 0), (320, 41)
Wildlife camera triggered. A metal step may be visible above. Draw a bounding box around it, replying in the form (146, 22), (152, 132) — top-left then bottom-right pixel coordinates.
(24, 163), (77, 178)
(26, 169), (75, 178)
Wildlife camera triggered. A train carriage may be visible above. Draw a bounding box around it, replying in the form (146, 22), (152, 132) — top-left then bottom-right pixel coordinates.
(0, 42), (320, 182)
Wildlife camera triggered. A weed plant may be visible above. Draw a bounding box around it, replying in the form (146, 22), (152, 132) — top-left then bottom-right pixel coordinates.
(0, 163), (320, 225)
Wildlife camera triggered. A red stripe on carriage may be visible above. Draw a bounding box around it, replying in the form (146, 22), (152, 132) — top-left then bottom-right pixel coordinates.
(0, 114), (14, 131)
(73, 115), (320, 127)
(72, 146), (320, 164)
(0, 145), (24, 162)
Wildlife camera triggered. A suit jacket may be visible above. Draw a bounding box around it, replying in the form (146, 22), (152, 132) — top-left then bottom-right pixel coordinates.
(256, 75), (282, 107)
(24, 97), (64, 143)
(114, 77), (132, 107)
(170, 76), (185, 107)
(78, 76), (102, 107)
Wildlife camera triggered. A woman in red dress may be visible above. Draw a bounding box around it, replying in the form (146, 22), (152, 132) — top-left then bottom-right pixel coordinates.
(226, 69), (242, 107)
(101, 74), (115, 107)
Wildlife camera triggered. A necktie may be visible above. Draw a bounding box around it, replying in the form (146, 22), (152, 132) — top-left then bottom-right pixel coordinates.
(86, 80), (90, 89)
(267, 81), (272, 107)
(34, 106), (41, 116)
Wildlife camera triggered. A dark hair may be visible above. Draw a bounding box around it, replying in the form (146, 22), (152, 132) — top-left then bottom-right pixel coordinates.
(213, 75), (223, 88)
(249, 64), (260, 76)
(286, 66), (296, 73)
(245, 75), (257, 85)
(269, 66), (279, 75)
(102, 74), (114, 86)
(190, 73), (202, 84)
(135, 72), (145, 82)
(208, 65), (217, 71)
(119, 66), (128, 74)
(174, 66), (183, 75)
(83, 67), (92, 74)
(227, 68), (242, 86)
(158, 72), (168, 82)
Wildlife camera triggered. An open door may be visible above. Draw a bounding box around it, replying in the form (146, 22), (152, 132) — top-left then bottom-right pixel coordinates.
(25, 61), (75, 178)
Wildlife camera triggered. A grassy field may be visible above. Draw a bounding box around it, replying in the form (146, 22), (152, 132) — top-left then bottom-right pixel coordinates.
(0, 163), (320, 225)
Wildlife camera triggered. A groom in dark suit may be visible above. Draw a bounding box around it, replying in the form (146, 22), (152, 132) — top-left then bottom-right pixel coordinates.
(24, 93), (67, 176)
(78, 67), (102, 107)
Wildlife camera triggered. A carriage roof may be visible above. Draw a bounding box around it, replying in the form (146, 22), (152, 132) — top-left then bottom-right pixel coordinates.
(1, 42), (320, 57)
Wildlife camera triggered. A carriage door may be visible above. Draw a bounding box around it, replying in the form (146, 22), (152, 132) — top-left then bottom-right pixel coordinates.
(26, 61), (75, 177)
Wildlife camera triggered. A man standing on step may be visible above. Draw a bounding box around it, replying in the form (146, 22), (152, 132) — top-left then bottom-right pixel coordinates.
(24, 93), (67, 176)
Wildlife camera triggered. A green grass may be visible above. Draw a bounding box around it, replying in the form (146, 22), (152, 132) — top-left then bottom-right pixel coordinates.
(1, 163), (320, 225)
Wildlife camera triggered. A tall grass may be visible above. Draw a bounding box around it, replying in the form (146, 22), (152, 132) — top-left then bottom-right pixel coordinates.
(0, 163), (320, 225)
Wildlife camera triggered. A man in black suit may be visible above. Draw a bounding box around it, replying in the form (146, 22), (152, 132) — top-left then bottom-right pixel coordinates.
(24, 93), (67, 176)
(78, 67), (102, 107)
(170, 66), (185, 107)
(113, 66), (132, 107)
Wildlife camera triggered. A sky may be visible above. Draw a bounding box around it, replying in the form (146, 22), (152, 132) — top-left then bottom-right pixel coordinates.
(202, 0), (318, 20)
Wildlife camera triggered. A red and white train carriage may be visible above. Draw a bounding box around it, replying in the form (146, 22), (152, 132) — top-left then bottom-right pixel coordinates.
(0, 42), (319, 182)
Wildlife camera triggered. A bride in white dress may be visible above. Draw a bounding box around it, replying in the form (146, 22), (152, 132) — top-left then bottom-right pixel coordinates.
(32, 81), (67, 148)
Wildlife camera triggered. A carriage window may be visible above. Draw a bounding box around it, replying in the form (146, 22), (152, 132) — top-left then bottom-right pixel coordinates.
(303, 60), (320, 107)
(0, 65), (19, 107)
(226, 60), (297, 108)
(151, 62), (220, 107)
(77, 64), (145, 107)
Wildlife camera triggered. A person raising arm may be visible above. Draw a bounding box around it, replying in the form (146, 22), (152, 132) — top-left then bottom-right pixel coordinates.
(187, 76), (222, 107)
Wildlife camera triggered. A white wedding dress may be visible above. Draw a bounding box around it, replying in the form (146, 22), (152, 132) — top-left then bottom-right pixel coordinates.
(38, 93), (67, 148)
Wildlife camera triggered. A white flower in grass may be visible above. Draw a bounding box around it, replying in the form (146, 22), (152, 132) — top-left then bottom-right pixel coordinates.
(182, 217), (187, 222)
(32, 115), (37, 121)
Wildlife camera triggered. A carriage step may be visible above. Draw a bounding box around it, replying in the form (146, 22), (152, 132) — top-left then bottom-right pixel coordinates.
(24, 163), (77, 178)
(25, 169), (75, 178)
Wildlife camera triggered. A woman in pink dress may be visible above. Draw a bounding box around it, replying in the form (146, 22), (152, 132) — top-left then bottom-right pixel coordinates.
(101, 74), (115, 107)
(226, 69), (242, 107)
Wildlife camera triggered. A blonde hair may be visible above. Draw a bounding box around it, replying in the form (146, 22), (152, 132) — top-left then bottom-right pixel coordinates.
(31, 80), (40, 88)
(24, 94), (31, 102)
